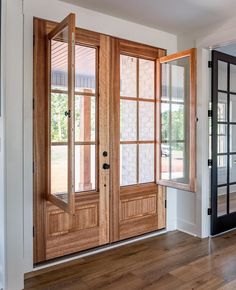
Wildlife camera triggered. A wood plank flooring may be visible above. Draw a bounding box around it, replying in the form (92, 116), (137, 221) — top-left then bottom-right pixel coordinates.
(24, 230), (236, 289)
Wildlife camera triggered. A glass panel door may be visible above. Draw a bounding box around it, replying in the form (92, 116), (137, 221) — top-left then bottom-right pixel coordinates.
(47, 14), (75, 213)
(211, 50), (236, 234)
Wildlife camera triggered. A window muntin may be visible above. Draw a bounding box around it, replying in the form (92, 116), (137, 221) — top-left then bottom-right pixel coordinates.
(120, 55), (155, 186)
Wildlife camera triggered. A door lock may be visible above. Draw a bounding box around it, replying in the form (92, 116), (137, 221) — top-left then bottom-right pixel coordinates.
(103, 163), (110, 170)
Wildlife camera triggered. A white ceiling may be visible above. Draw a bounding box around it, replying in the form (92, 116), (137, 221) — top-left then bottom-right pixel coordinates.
(61, 0), (236, 34)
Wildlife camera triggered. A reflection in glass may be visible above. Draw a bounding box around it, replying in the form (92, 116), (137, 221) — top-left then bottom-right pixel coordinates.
(51, 146), (68, 202)
(230, 125), (236, 152)
(75, 145), (96, 192)
(218, 61), (227, 91)
(230, 94), (236, 122)
(120, 55), (137, 97)
(51, 93), (68, 142)
(161, 149), (170, 180)
(230, 185), (236, 213)
(51, 28), (68, 91)
(120, 100), (137, 141)
(171, 143), (185, 180)
(217, 186), (227, 217)
(218, 93), (227, 122)
(217, 155), (227, 185)
(230, 64), (236, 93)
(161, 103), (170, 141)
(75, 96), (96, 142)
(139, 102), (154, 140)
(139, 59), (155, 99)
(230, 155), (236, 183)
(139, 144), (154, 183)
(120, 144), (137, 186)
(171, 104), (184, 141)
(75, 46), (96, 93)
(217, 124), (227, 153)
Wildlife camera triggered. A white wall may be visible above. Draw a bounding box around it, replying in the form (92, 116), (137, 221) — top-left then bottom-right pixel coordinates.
(4, 0), (24, 289)
(22, 0), (178, 276)
(0, 0), (5, 287)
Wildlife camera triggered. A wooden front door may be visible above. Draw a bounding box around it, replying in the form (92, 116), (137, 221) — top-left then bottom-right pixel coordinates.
(33, 15), (180, 264)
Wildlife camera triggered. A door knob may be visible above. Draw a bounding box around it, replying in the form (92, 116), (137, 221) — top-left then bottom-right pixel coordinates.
(103, 163), (110, 170)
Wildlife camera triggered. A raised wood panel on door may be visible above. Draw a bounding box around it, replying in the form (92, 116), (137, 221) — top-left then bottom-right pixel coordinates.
(46, 194), (100, 260)
(119, 184), (166, 240)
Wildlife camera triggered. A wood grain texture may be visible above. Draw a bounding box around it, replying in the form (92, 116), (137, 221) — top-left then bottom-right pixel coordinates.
(98, 35), (111, 245)
(25, 230), (236, 290)
(33, 18), (47, 263)
(109, 37), (120, 243)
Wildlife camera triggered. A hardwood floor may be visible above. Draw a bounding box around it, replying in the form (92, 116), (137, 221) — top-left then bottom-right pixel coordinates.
(24, 230), (236, 289)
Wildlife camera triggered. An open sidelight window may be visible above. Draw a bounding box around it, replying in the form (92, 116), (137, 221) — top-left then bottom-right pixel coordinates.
(157, 49), (196, 192)
(47, 13), (76, 213)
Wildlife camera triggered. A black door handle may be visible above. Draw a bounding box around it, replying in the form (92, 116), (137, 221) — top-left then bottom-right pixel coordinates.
(103, 163), (110, 170)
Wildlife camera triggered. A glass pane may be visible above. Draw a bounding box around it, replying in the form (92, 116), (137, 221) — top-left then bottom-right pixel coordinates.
(139, 59), (155, 99)
(139, 144), (154, 183)
(120, 99), (137, 141)
(218, 61), (227, 91)
(161, 143), (170, 180)
(230, 125), (236, 152)
(75, 45), (96, 93)
(51, 28), (68, 91)
(120, 55), (137, 97)
(217, 155), (227, 185)
(161, 63), (170, 101)
(75, 96), (96, 142)
(51, 93), (68, 142)
(218, 93), (227, 122)
(230, 155), (236, 183)
(171, 143), (187, 181)
(160, 57), (190, 185)
(230, 94), (236, 122)
(218, 124), (227, 153)
(139, 101), (154, 141)
(120, 144), (137, 186)
(230, 185), (236, 213)
(50, 26), (69, 203)
(51, 146), (68, 202)
(75, 145), (96, 192)
(171, 62), (186, 102)
(161, 103), (170, 141)
(171, 104), (184, 141)
(217, 186), (227, 217)
(230, 64), (236, 93)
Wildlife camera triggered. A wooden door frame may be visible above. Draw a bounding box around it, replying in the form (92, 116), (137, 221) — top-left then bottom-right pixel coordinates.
(33, 17), (166, 263)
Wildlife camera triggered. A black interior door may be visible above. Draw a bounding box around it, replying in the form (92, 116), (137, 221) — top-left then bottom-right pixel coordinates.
(211, 50), (236, 235)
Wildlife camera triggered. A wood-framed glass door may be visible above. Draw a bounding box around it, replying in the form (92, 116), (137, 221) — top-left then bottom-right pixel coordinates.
(34, 16), (110, 262)
(211, 50), (236, 235)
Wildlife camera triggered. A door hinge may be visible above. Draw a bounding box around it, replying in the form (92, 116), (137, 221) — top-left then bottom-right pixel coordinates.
(208, 110), (213, 118)
(208, 159), (213, 167)
(165, 200), (167, 208)
(33, 34), (35, 47)
(33, 226), (35, 237)
(208, 61), (212, 68)
(208, 208), (212, 215)
(33, 98), (35, 110)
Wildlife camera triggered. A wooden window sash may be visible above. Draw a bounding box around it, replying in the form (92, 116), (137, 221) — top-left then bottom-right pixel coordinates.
(156, 48), (196, 192)
(47, 13), (76, 213)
